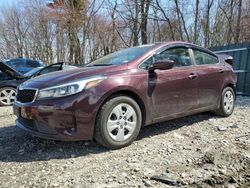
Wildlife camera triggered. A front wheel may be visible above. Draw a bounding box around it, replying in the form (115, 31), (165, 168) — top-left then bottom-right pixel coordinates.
(215, 87), (235, 117)
(0, 87), (16, 106)
(94, 96), (142, 149)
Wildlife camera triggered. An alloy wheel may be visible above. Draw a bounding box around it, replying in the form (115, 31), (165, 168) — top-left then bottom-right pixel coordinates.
(0, 88), (16, 105)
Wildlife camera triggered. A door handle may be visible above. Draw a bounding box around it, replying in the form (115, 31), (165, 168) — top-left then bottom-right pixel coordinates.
(188, 73), (197, 79)
(219, 69), (224, 73)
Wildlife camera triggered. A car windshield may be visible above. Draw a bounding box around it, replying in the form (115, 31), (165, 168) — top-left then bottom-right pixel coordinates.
(24, 67), (42, 77)
(4, 59), (25, 68)
(87, 45), (155, 66)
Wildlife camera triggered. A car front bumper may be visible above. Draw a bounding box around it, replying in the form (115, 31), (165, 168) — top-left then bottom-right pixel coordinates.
(13, 91), (101, 141)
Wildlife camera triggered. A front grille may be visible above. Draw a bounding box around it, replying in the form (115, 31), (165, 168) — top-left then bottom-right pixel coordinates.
(16, 89), (37, 103)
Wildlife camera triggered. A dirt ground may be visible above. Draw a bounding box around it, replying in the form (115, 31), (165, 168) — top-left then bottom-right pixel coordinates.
(0, 97), (249, 188)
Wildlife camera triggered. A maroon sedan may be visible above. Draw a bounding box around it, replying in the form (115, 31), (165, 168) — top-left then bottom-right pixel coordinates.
(13, 41), (237, 149)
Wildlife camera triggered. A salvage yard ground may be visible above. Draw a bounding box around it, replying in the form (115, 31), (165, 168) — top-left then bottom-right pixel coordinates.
(0, 97), (249, 187)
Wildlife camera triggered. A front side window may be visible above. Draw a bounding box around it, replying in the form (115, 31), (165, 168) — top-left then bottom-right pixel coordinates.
(139, 57), (154, 70)
(155, 47), (192, 67)
(139, 47), (192, 70)
(193, 49), (219, 65)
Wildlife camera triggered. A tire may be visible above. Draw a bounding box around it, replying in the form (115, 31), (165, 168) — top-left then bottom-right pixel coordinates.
(94, 96), (142, 149)
(0, 87), (16, 106)
(214, 87), (235, 117)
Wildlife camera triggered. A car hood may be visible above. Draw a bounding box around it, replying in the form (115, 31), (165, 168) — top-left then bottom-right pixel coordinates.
(21, 64), (128, 89)
(0, 62), (25, 79)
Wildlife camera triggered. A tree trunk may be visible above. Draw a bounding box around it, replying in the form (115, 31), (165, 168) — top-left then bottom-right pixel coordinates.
(174, 0), (183, 40)
(204, 0), (214, 47)
(132, 0), (139, 46)
(235, 0), (242, 43)
(155, 0), (175, 40)
(140, 0), (151, 44)
(194, 0), (199, 44)
(226, 0), (234, 44)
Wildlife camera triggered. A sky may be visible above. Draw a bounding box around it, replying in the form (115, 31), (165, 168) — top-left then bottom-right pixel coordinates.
(0, 0), (18, 8)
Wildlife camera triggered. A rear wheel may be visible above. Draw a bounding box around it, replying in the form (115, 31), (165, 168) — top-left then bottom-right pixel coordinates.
(94, 96), (142, 149)
(215, 87), (235, 117)
(0, 87), (16, 106)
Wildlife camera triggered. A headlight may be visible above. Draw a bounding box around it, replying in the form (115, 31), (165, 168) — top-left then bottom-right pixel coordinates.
(37, 76), (106, 100)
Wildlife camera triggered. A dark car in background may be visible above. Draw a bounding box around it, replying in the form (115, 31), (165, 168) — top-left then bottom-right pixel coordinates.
(13, 41), (237, 149)
(4, 58), (44, 74)
(0, 62), (77, 106)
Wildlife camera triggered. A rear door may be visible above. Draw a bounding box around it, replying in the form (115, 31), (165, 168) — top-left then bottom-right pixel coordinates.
(191, 48), (224, 108)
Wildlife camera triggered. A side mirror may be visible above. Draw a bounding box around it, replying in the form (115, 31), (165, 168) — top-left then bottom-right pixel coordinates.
(149, 60), (175, 71)
(225, 56), (233, 66)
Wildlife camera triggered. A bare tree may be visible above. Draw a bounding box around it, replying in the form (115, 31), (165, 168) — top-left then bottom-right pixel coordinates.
(193, 0), (199, 44)
(140, 0), (151, 44)
(235, 0), (242, 43)
(204, 0), (214, 47)
(153, 0), (175, 40)
(0, 0), (249, 64)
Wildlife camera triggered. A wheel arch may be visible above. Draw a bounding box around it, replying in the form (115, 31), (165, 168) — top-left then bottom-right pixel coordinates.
(221, 82), (236, 98)
(95, 89), (147, 129)
(216, 82), (236, 109)
(225, 83), (236, 94)
(0, 85), (17, 89)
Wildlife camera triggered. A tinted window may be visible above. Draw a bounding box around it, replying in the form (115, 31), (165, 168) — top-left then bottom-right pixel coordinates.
(193, 50), (219, 65)
(27, 60), (41, 68)
(140, 57), (153, 70)
(156, 47), (192, 67)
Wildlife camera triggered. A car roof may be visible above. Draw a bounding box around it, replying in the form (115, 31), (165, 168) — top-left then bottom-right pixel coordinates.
(153, 41), (203, 48)
(151, 41), (216, 56)
(3, 58), (43, 63)
(5, 58), (26, 61)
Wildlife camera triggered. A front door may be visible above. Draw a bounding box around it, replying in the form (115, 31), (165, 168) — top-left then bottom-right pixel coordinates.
(150, 47), (199, 119)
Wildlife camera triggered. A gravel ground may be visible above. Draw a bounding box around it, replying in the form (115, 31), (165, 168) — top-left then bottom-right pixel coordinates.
(0, 97), (249, 188)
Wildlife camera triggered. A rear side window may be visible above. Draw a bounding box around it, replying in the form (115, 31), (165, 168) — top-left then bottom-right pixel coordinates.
(193, 50), (219, 65)
(27, 60), (41, 68)
(156, 47), (192, 67)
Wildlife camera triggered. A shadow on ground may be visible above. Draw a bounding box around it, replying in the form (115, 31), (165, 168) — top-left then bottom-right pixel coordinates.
(0, 112), (216, 163)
